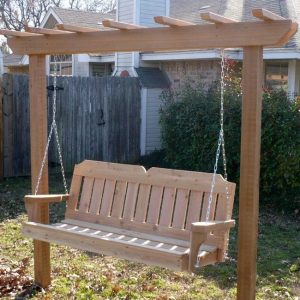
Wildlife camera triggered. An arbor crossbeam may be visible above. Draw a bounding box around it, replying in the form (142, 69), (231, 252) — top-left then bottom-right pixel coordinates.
(5, 19), (297, 55)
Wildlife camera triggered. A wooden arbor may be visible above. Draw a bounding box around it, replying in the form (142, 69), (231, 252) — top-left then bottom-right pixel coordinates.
(0, 8), (297, 300)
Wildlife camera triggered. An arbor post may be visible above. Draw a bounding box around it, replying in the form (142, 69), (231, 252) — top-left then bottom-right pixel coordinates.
(237, 46), (263, 300)
(29, 55), (51, 287)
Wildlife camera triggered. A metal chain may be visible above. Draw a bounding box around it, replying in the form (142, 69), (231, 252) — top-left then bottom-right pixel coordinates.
(205, 49), (230, 222)
(34, 55), (69, 195)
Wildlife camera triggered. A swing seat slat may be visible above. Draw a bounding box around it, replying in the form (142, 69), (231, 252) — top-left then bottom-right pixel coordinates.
(23, 160), (235, 272)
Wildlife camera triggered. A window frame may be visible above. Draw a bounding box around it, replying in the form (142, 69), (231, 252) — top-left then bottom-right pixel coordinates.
(49, 54), (73, 76)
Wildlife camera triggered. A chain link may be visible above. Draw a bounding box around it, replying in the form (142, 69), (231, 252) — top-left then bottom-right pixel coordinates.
(34, 55), (69, 195)
(205, 49), (230, 222)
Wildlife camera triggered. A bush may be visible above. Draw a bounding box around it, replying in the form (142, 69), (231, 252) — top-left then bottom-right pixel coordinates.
(160, 83), (300, 210)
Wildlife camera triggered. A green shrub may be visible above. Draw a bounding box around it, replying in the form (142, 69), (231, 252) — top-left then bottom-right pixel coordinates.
(160, 83), (300, 210)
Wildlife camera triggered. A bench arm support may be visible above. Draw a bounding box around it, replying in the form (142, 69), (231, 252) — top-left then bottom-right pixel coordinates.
(25, 194), (70, 204)
(189, 220), (235, 272)
(24, 194), (70, 223)
(191, 220), (235, 233)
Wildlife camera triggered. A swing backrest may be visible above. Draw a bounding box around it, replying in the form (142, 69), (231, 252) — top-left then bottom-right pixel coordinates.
(65, 160), (235, 247)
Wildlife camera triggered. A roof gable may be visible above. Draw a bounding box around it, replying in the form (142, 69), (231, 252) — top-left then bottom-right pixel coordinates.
(41, 7), (116, 29)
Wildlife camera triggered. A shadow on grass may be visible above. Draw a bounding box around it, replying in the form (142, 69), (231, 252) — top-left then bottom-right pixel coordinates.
(197, 209), (300, 295)
(14, 284), (42, 300)
(0, 173), (72, 222)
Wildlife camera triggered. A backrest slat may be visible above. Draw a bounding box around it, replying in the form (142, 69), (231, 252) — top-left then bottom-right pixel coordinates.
(89, 178), (105, 214)
(78, 177), (94, 213)
(172, 189), (189, 229)
(200, 192), (218, 221)
(111, 181), (127, 218)
(146, 186), (164, 224)
(185, 191), (203, 230)
(134, 184), (151, 222)
(99, 179), (116, 217)
(215, 186), (235, 221)
(67, 174), (83, 214)
(159, 187), (176, 227)
(122, 182), (139, 220)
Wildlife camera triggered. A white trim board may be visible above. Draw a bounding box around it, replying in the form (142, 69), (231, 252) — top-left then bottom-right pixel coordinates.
(141, 49), (300, 61)
(288, 60), (297, 99)
(166, 0), (170, 16)
(140, 88), (147, 156)
(78, 54), (115, 63)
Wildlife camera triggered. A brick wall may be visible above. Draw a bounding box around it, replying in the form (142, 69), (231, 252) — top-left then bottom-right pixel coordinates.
(161, 60), (220, 89)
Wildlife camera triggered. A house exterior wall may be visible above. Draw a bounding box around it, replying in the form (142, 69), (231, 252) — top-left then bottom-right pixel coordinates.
(115, 0), (167, 76)
(296, 61), (300, 95)
(90, 63), (114, 77)
(142, 60), (220, 154)
(73, 55), (90, 76)
(161, 60), (220, 89)
(140, 0), (167, 27)
(145, 88), (164, 153)
(287, 59), (300, 97)
(116, 0), (135, 75)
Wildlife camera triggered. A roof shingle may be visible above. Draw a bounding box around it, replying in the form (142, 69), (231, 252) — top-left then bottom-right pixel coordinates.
(170, 0), (300, 49)
(49, 7), (115, 29)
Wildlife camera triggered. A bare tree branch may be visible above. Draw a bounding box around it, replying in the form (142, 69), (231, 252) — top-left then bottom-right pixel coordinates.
(0, 0), (116, 30)
(86, 0), (116, 13)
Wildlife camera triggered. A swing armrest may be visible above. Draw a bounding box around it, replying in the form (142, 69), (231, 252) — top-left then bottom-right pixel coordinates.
(191, 220), (235, 233)
(24, 194), (70, 205)
(24, 194), (70, 223)
(188, 220), (235, 272)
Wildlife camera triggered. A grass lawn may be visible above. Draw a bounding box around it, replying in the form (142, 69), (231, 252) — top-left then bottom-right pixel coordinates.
(0, 175), (299, 299)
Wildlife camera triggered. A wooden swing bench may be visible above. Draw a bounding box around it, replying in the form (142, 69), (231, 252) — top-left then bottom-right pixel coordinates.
(23, 160), (235, 273)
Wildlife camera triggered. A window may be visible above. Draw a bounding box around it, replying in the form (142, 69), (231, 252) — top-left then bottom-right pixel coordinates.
(50, 55), (72, 76)
(265, 61), (288, 91)
(91, 63), (113, 77)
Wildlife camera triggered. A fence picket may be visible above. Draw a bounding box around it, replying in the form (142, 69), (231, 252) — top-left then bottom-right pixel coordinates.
(1, 74), (141, 177)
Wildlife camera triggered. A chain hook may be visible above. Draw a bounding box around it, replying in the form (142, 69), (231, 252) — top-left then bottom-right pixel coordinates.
(34, 55), (69, 195)
(205, 49), (230, 222)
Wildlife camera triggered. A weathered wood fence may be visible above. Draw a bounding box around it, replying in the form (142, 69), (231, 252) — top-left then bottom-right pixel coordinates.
(0, 74), (141, 178)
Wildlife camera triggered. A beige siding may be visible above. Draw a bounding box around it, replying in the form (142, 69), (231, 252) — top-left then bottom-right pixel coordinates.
(144, 60), (219, 153)
(73, 55), (89, 77)
(140, 0), (166, 27)
(119, 0), (134, 23)
(116, 0), (134, 74)
(161, 60), (220, 89)
(117, 53), (134, 68)
(146, 88), (163, 153)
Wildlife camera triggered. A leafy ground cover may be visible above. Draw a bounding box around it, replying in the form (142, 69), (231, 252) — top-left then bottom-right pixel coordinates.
(0, 175), (299, 299)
